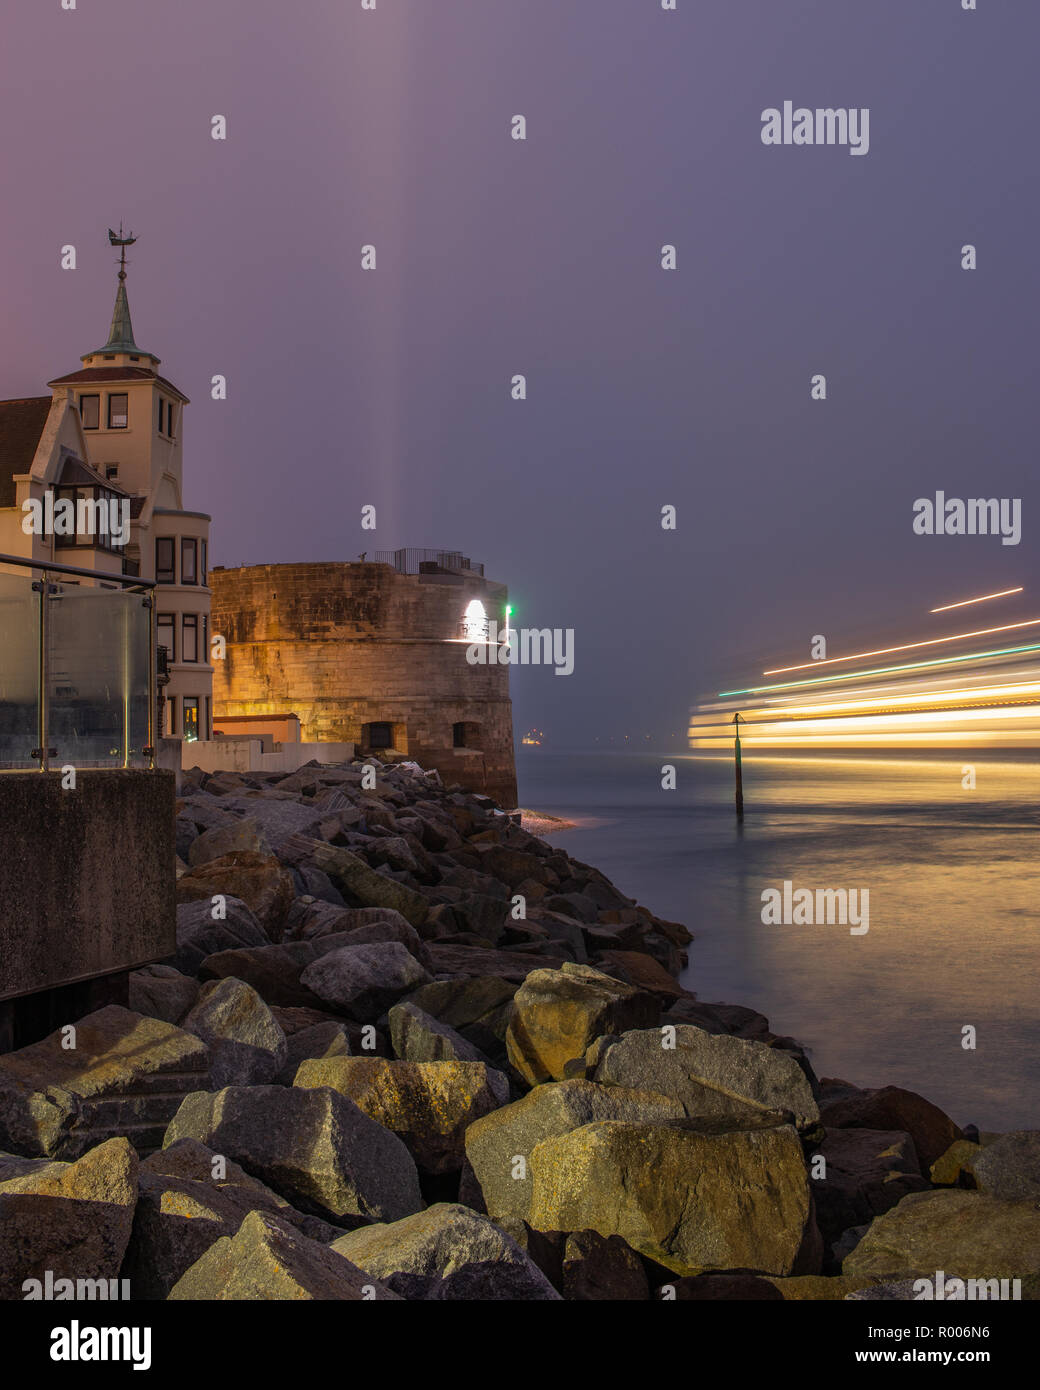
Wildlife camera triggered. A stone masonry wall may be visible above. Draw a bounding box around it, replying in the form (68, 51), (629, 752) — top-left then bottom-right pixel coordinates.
(209, 563), (518, 806)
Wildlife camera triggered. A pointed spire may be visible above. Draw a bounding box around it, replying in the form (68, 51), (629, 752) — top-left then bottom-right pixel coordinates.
(102, 277), (141, 353)
(86, 224), (154, 359)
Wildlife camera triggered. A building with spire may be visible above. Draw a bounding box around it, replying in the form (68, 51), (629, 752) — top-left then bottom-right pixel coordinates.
(0, 230), (213, 741)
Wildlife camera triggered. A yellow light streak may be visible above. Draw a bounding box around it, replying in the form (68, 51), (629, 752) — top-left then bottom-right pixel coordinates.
(763, 618), (1040, 675)
(930, 587), (1023, 613)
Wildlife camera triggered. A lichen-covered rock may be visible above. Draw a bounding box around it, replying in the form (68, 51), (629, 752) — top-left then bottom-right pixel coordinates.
(505, 964), (659, 1086)
(592, 1025), (819, 1129)
(971, 1131), (1040, 1201)
(331, 1203), (559, 1300)
(0, 1138), (138, 1300)
(464, 1079), (685, 1224)
(295, 1057), (508, 1173)
(299, 942), (431, 1019)
(528, 1119), (816, 1278)
(181, 977), (287, 1088)
(163, 1084), (423, 1224)
(843, 1189), (1040, 1282)
(168, 1209), (402, 1300)
(124, 1138), (342, 1299)
(0, 1006), (210, 1159)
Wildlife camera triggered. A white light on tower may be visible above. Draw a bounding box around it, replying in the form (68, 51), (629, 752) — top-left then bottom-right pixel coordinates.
(463, 599), (488, 642)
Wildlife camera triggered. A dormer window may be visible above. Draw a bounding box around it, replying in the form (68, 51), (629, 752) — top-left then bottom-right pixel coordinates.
(105, 465), (118, 480)
(79, 394), (100, 430)
(108, 393), (128, 428)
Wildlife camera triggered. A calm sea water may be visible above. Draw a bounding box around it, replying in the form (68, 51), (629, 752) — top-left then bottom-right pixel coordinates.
(516, 749), (1040, 1131)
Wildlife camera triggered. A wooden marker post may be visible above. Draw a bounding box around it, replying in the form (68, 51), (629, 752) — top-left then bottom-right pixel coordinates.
(733, 711), (744, 819)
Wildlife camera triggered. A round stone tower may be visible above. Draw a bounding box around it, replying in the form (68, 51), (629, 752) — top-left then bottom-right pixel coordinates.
(209, 554), (518, 807)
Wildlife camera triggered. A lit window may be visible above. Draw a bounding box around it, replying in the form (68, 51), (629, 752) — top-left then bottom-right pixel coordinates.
(183, 698), (199, 742)
(108, 394), (128, 428)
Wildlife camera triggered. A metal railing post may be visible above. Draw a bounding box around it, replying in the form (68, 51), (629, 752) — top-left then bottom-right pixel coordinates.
(38, 570), (49, 773)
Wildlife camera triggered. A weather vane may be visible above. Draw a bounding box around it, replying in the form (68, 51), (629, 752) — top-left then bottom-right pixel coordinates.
(107, 222), (137, 281)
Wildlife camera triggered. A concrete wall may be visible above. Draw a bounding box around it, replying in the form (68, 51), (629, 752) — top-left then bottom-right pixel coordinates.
(183, 739), (355, 775)
(0, 770), (176, 1003)
(209, 562), (518, 806)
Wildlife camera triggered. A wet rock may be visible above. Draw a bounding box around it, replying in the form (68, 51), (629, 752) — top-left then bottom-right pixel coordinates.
(294, 1057), (507, 1173)
(465, 1079), (685, 1225)
(181, 977), (287, 1088)
(595, 950), (684, 1001)
(505, 964), (660, 1086)
(592, 1025), (819, 1129)
(0, 1138), (138, 1300)
(168, 1209), (402, 1300)
(528, 1119), (816, 1278)
(331, 1203), (560, 1300)
(163, 1084), (423, 1224)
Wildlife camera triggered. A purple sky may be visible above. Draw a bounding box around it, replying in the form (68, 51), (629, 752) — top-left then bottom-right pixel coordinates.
(3, 0), (1037, 746)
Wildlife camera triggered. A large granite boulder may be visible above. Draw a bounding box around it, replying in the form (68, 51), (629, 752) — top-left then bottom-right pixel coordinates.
(168, 1209), (402, 1300)
(464, 1079), (686, 1224)
(0, 1006), (210, 1159)
(592, 1025), (819, 1129)
(188, 816), (270, 868)
(331, 1203), (560, 1300)
(971, 1131), (1040, 1201)
(181, 977), (288, 1088)
(505, 964), (659, 1086)
(124, 1138), (342, 1299)
(528, 1118), (817, 1277)
(295, 1057), (508, 1173)
(163, 1084), (423, 1225)
(275, 1021), (352, 1084)
(0, 1138), (138, 1300)
(843, 1189), (1040, 1284)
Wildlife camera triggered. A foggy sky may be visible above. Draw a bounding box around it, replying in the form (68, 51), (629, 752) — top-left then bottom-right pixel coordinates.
(3, 0), (1037, 747)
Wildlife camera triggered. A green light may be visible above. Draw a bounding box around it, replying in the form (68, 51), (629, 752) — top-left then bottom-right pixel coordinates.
(717, 641), (1040, 698)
